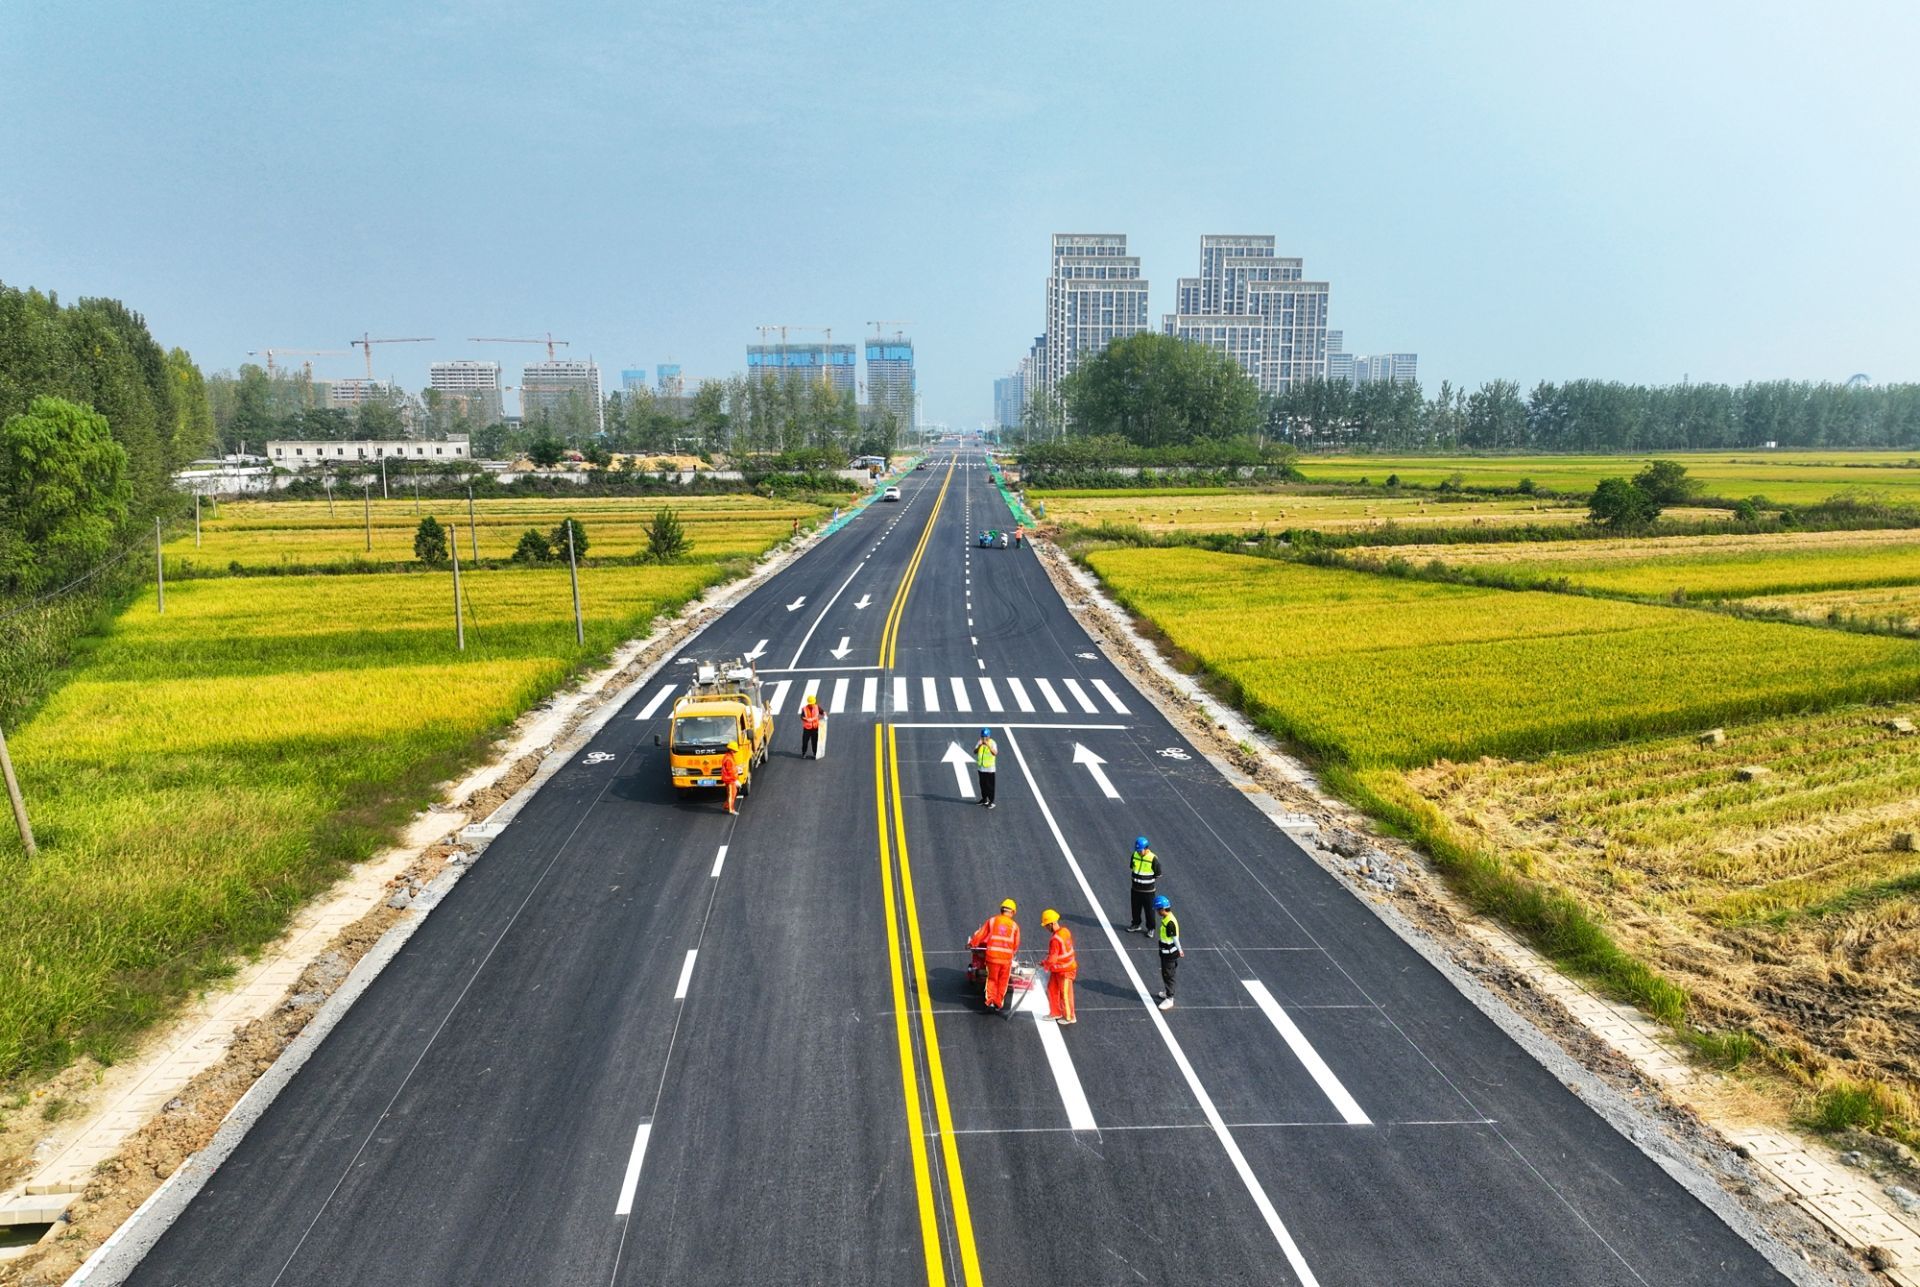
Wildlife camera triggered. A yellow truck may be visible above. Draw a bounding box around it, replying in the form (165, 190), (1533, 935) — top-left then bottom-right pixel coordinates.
(659, 659), (774, 796)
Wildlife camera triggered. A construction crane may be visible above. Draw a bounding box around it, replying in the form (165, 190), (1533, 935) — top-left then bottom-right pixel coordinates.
(866, 320), (913, 340)
(468, 333), (572, 362)
(351, 333), (435, 381)
(248, 347), (351, 378)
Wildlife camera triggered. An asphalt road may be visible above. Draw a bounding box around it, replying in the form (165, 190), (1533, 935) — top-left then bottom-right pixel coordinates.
(123, 447), (1792, 1286)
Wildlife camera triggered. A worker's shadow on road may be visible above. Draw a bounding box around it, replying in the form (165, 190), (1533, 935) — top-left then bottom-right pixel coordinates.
(1058, 912), (1155, 1001)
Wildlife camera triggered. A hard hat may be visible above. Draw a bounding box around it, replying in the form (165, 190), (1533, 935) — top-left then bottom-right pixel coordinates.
(1135, 835), (1150, 850)
(1154, 895), (1171, 911)
(1041, 908), (1060, 927)
(806, 693), (816, 703)
(980, 726), (991, 737)
(727, 741), (739, 750)
(1000, 898), (1017, 913)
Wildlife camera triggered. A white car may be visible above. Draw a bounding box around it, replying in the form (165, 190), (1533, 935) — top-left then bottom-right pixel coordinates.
(882, 486), (902, 501)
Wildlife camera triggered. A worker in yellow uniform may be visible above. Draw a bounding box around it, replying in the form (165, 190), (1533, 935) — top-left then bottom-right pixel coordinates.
(974, 727), (998, 809)
(1154, 895), (1182, 1010)
(1126, 835), (1160, 934)
(1040, 909), (1077, 1024)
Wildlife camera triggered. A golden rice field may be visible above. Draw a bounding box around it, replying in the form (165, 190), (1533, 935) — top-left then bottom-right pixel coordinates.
(0, 534), (768, 1082)
(1406, 708), (1920, 1128)
(1296, 450), (1920, 505)
(1086, 547), (1920, 769)
(166, 494), (827, 570)
(1033, 489), (1590, 532)
(1744, 585), (1920, 629)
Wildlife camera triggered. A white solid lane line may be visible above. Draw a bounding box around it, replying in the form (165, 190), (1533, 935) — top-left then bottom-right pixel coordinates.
(1091, 678), (1131, 715)
(1021, 975), (1098, 1131)
(950, 677), (973, 712)
(1033, 678), (1069, 714)
(1006, 678), (1035, 712)
(830, 676), (851, 713)
(614, 1121), (653, 1216)
(1242, 981), (1370, 1125)
(634, 683), (678, 721)
(674, 950), (699, 1001)
(980, 677), (1004, 712)
(711, 846), (727, 878)
(893, 677), (909, 712)
(767, 680), (792, 715)
(1062, 678), (1100, 714)
(1002, 730), (1322, 1287)
(922, 676), (941, 712)
(861, 677), (879, 713)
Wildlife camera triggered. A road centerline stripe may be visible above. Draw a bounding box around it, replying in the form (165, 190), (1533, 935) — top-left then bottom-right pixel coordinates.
(673, 950), (698, 1001)
(1243, 981), (1371, 1126)
(710, 845), (727, 878)
(613, 1122), (653, 1217)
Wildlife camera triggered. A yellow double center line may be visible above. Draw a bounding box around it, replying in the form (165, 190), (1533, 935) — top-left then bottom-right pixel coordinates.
(873, 458), (982, 1285)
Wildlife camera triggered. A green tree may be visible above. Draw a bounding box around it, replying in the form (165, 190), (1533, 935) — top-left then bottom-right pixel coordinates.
(164, 347), (215, 461)
(1059, 334), (1259, 448)
(550, 516), (588, 559)
(1588, 477), (1661, 530)
(512, 527), (553, 562)
(643, 506), (689, 563)
(1632, 459), (1702, 506)
(0, 395), (133, 591)
(413, 515), (449, 565)
(527, 432), (565, 467)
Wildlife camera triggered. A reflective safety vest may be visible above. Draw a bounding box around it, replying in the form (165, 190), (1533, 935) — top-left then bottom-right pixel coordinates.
(1157, 911), (1182, 956)
(972, 913), (1019, 963)
(719, 753), (739, 785)
(975, 738), (998, 771)
(801, 703), (822, 731)
(1044, 926), (1078, 978)
(1130, 848), (1159, 889)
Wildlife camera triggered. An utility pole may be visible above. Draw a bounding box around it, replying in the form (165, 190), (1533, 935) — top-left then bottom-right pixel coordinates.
(451, 525), (466, 652)
(0, 722), (34, 858)
(194, 493), (202, 547)
(364, 483), (372, 552)
(155, 518), (165, 614)
(566, 522), (583, 646)
(467, 483), (478, 562)
(324, 475), (335, 517)
(380, 454), (389, 500)
(412, 479), (420, 515)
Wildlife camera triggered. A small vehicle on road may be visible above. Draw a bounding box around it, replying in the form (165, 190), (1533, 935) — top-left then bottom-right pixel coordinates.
(978, 529), (1008, 548)
(882, 486), (902, 501)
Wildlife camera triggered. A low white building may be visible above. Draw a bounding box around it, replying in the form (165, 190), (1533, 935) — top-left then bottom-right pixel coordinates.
(267, 436), (471, 469)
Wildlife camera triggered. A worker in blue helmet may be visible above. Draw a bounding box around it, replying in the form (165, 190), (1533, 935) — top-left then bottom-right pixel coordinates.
(974, 727), (998, 808)
(1154, 895), (1183, 1010)
(1126, 835), (1160, 934)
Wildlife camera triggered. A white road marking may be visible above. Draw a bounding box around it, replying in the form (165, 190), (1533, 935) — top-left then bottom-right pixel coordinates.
(1071, 742), (1121, 799)
(830, 636), (853, 660)
(977, 659), (985, 670)
(785, 596), (806, 612)
(674, 950), (699, 1000)
(1242, 981), (1371, 1125)
(614, 1121), (653, 1216)
(1021, 978), (1098, 1131)
(943, 742), (977, 799)
(634, 683), (677, 721)
(1091, 679), (1131, 715)
(743, 639), (768, 661)
(967, 617), (974, 627)
(1006, 678), (1035, 712)
(1002, 731), (1321, 1286)
(893, 677), (909, 711)
(979, 677), (1004, 712)
(787, 559), (868, 667)
(1062, 678), (1100, 714)
(767, 680), (792, 714)
(711, 845), (728, 877)
(922, 676), (940, 712)
(861, 677), (879, 713)
(950, 677), (973, 712)
(1033, 678), (1069, 714)
(830, 677), (850, 713)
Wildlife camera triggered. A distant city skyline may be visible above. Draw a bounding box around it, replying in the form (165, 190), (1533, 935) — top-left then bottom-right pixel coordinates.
(4, 3), (1914, 426)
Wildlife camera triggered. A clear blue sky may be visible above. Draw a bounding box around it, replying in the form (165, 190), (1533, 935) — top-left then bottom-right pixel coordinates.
(4, 1), (1915, 425)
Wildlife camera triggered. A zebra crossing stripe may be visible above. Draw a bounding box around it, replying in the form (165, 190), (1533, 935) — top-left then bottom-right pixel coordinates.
(980, 677), (1004, 713)
(861, 677), (879, 713)
(830, 676), (851, 713)
(768, 680), (793, 714)
(950, 677), (973, 713)
(893, 677), (909, 712)
(922, 676), (940, 712)
(1006, 677), (1035, 712)
(1063, 678), (1100, 714)
(1033, 678), (1069, 714)
(1091, 678), (1131, 715)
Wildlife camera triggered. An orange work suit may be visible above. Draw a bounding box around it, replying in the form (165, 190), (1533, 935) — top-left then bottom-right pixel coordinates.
(1043, 925), (1078, 1021)
(968, 913), (1021, 1009)
(720, 751), (740, 814)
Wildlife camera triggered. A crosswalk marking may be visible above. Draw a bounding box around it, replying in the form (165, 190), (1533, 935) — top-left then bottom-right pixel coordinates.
(634, 682), (678, 721)
(1033, 678), (1069, 714)
(802, 677), (823, 713)
(1091, 678), (1131, 715)
(1063, 678), (1100, 714)
(980, 677), (1004, 713)
(1006, 677), (1035, 712)
(950, 676), (973, 713)
(768, 680), (792, 714)
(861, 677), (879, 713)
(830, 676), (850, 713)
(893, 677), (909, 711)
(922, 676), (940, 712)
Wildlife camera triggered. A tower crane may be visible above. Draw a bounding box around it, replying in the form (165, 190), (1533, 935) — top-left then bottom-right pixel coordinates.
(866, 320), (913, 340)
(467, 333), (572, 361)
(248, 348), (351, 377)
(351, 334), (435, 381)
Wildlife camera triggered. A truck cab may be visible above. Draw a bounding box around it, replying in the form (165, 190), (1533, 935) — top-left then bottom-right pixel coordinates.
(664, 661), (774, 794)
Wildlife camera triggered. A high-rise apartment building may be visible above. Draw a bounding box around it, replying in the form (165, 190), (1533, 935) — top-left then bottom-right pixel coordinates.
(1160, 235), (1330, 394)
(620, 369), (651, 394)
(430, 360), (503, 425)
(864, 335), (916, 429)
(656, 364), (684, 397)
(746, 343), (857, 398)
(1353, 353), (1419, 385)
(1041, 234), (1151, 398)
(323, 378), (398, 409)
(1326, 331), (1354, 385)
(993, 369), (1030, 430)
(521, 360), (604, 432)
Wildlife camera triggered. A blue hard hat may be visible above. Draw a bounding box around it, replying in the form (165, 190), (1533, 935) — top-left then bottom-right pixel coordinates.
(980, 727), (991, 736)
(1135, 835), (1150, 850)
(1154, 895), (1171, 910)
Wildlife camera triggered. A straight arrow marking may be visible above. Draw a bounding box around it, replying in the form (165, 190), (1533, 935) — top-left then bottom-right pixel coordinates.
(830, 636), (853, 659)
(1072, 743), (1121, 800)
(943, 742), (977, 799)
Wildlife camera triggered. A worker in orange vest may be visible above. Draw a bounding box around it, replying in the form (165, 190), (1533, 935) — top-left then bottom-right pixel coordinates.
(1040, 908), (1077, 1024)
(720, 740), (741, 815)
(799, 693), (822, 759)
(968, 898), (1021, 1011)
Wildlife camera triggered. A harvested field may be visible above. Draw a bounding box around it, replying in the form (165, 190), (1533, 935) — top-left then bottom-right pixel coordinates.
(1033, 488), (1589, 532)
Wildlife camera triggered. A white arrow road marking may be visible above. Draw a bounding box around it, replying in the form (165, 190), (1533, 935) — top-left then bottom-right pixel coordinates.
(1021, 975), (1097, 1131)
(1243, 981), (1370, 1125)
(830, 676), (850, 713)
(1072, 743), (1121, 800)
(861, 677), (879, 713)
(786, 596), (807, 612)
(614, 1122), (652, 1216)
(830, 636), (852, 660)
(634, 683), (678, 721)
(743, 639), (768, 661)
(942, 742), (977, 799)
(767, 680), (792, 714)
(854, 594), (872, 609)
(1091, 678), (1131, 715)
(674, 950), (699, 1000)
(921, 677), (941, 712)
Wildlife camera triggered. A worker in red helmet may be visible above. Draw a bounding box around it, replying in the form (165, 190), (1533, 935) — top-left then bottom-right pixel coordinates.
(1040, 909), (1077, 1024)
(967, 898), (1021, 1010)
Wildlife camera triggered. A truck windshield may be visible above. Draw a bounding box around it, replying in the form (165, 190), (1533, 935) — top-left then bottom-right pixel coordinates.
(672, 715), (737, 754)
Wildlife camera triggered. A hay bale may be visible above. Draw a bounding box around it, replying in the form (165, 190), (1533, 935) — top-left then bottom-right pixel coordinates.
(1735, 765), (1770, 782)
(1699, 728), (1726, 747)
(1886, 717), (1916, 735)
(1893, 831), (1918, 852)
